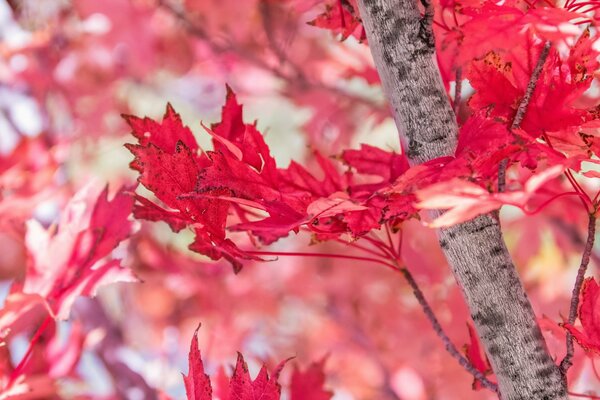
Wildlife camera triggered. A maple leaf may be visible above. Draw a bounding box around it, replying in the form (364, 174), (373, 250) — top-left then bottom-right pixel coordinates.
(122, 103), (199, 153)
(183, 327), (290, 400)
(17, 184), (136, 319)
(307, 0), (365, 42)
(184, 326), (212, 400)
(564, 277), (600, 354)
(342, 144), (409, 193)
(290, 358), (333, 400)
(467, 30), (600, 154)
(416, 165), (566, 227)
(125, 101), (262, 272)
(456, 3), (584, 66)
(127, 87), (415, 267)
(463, 323), (493, 390)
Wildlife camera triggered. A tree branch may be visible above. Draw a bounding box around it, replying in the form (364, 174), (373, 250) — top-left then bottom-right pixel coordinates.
(453, 67), (462, 118)
(356, 0), (567, 398)
(560, 214), (597, 374)
(398, 267), (499, 392)
(498, 41), (551, 192)
(157, 0), (382, 110)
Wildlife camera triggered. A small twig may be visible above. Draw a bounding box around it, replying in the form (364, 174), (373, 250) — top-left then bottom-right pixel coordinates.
(511, 42), (551, 130)
(453, 67), (462, 119)
(560, 213), (597, 374)
(157, 0), (381, 110)
(398, 266), (499, 393)
(549, 216), (600, 267)
(327, 302), (403, 400)
(498, 41), (551, 192)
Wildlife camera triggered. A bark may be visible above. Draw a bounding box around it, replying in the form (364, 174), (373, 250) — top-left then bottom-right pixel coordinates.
(356, 0), (568, 399)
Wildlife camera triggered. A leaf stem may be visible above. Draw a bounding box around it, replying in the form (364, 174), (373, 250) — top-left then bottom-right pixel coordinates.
(560, 213), (596, 375)
(246, 250), (399, 272)
(568, 392), (600, 399)
(7, 315), (53, 387)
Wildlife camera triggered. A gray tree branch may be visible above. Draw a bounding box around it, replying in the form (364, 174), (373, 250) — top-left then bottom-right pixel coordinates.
(356, 0), (568, 398)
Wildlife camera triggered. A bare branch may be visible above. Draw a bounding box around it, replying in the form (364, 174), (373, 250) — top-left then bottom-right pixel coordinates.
(398, 266), (499, 393)
(453, 67), (463, 119)
(560, 214), (597, 374)
(498, 41), (551, 192)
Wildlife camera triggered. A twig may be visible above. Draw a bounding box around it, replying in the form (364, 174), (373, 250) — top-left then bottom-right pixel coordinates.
(453, 67), (462, 119)
(511, 42), (551, 130)
(498, 41), (551, 192)
(560, 213), (597, 374)
(398, 266), (499, 393)
(327, 301), (403, 400)
(157, 0), (381, 109)
(549, 216), (600, 267)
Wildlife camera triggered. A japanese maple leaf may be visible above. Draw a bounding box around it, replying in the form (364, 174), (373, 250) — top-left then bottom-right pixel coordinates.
(16, 183), (136, 319)
(289, 359), (333, 400)
(183, 327), (288, 400)
(468, 31), (599, 151)
(184, 326), (212, 400)
(415, 164), (566, 227)
(457, 3), (584, 65)
(463, 323), (494, 390)
(308, 0), (365, 42)
(564, 277), (600, 354)
(127, 87), (417, 267)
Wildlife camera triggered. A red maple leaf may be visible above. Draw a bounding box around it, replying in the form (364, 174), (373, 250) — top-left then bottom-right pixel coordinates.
(308, 0), (365, 42)
(290, 358), (333, 400)
(127, 87), (416, 269)
(183, 327), (293, 400)
(184, 326), (212, 400)
(463, 323), (494, 390)
(564, 277), (600, 354)
(467, 30), (599, 153)
(16, 184), (136, 319)
(416, 165), (567, 227)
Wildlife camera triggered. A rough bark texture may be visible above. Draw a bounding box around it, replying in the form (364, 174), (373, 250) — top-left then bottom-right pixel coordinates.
(356, 0), (568, 399)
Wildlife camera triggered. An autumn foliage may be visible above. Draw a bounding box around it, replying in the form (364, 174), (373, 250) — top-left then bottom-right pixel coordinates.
(2, 0), (600, 399)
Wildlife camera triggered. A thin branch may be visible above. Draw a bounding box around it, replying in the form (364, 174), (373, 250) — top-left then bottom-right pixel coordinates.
(327, 301), (403, 400)
(246, 250), (399, 272)
(255, 240), (498, 391)
(397, 266), (500, 393)
(511, 42), (551, 130)
(549, 216), (600, 267)
(157, 0), (381, 109)
(453, 67), (462, 119)
(498, 41), (551, 192)
(560, 213), (597, 374)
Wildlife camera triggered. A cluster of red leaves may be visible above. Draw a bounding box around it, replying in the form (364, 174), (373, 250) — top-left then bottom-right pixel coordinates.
(418, 27), (600, 226)
(126, 87), (414, 271)
(127, 56), (599, 265)
(0, 183), (136, 397)
(434, 0), (599, 84)
(182, 327), (332, 400)
(0, 184), (135, 323)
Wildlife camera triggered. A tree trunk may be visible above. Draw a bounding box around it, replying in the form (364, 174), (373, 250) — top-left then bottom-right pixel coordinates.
(356, 0), (568, 398)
